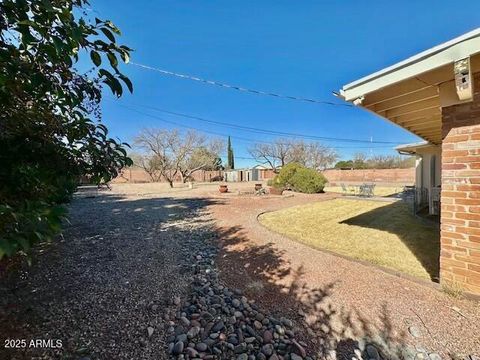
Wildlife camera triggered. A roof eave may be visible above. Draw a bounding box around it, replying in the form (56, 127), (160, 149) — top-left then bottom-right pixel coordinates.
(341, 29), (480, 102)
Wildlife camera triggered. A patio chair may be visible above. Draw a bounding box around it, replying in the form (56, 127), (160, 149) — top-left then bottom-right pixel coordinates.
(359, 183), (375, 197)
(367, 184), (376, 197)
(341, 183), (356, 196)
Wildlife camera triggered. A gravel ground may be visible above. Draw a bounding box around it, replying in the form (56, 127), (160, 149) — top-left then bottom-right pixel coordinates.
(1, 182), (479, 360)
(209, 193), (480, 359)
(0, 188), (216, 359)
(0, 184), (325, 360)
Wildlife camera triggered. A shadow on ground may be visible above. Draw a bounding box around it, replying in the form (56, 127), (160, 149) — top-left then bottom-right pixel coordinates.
(212, 223), (411, 359)
(1, 190), (417, 359)
(340, 201), (440, 282)
(0, 192), (225, 359)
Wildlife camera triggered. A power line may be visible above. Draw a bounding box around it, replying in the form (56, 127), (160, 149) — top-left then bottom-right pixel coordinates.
(129, 62), (353, 107)
(116, 104), (394, 150)
(109, 99), (400, 145)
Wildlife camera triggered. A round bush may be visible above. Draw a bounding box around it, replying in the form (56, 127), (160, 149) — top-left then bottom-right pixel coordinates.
(274, 162), (303, 188)
(289, 167), (327, 193)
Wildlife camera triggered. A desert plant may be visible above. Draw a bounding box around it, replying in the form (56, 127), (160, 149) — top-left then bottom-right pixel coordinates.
(273, 162), (303, 189)
(290, 168), (327, 193)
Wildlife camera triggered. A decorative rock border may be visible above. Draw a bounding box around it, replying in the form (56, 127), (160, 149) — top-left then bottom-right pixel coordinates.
(165, 243), (313, 359)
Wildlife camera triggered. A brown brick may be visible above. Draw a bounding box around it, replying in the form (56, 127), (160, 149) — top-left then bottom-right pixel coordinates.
(443, 218), (466, 226)
(441, 250), (452, 259)
(441, 258), (468, 269)
(443, 150), (469, 157)
(441, 231), (465, 240)
(442, 163), (467, 170)
(466, 276), (480, 286)
(443, 245), (468, 253)
(444, 135), (469, 143)
(456, 212), (480, 220)
(455, 198), (480, 205)
(469, 220), (480, 228)
(455, 156), (480, 163)
(443, 191), (468, 198)
(456, 227), (480, 236)
(456, 184), (480, 191)
(470, 235), (480, 243)
(463, 283), (480, 293)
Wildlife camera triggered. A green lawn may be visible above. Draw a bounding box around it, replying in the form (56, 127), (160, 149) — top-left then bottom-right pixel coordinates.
(259, 198), (439, 281)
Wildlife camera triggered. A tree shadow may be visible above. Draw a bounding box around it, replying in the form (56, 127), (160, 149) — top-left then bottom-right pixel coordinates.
(1, 191), (413, 359)
(0, 192), (225, 359)
(338, 201), (440, 282)
(211, 220), (411, 359)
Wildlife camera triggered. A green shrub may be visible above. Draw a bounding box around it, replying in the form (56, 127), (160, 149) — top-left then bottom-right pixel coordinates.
(269, 175), (287, 189)
(289, 167), (327, 194)
(275, 163), (303, 188)
(0, 1), (132, 260)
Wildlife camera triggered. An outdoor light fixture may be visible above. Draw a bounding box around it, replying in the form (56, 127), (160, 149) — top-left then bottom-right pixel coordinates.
(454, 57), (473, 101)
(353, 96), (364, 106)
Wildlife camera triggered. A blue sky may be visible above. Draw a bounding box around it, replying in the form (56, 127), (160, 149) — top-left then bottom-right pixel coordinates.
(91, 1), (480, 168)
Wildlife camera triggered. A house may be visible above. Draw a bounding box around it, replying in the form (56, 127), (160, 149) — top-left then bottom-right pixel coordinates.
(339, 29), (480, 295)
(396, 141), (441, 215)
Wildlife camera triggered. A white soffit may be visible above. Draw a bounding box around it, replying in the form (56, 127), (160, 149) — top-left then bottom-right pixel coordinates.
(341, 28), (480, 101)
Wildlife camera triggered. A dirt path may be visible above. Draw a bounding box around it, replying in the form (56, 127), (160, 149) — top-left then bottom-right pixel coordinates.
(209, 193), (480, 359)
(0, 189), (219, 359)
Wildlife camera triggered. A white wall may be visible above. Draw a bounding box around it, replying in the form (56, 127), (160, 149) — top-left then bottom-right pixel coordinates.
(415, 145), (442, 213)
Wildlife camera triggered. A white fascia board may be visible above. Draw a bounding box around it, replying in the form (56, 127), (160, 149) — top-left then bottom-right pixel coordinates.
(395, 141), (431, 152)
(341, 30), (480, 102)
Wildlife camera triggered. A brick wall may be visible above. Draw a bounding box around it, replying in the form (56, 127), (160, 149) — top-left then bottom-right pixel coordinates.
(440, 74), (480, 295)
(322, 168), (415, 185)
(112, 167), (224, 184)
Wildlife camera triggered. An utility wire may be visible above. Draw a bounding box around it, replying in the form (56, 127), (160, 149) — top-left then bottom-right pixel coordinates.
(117, 104), (393, 150)
(109, 99), (400, 145)
(129, 62), (353, 107)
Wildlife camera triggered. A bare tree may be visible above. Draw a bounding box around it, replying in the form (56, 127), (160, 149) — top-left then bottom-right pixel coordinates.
(248, 139), (292, 172)
(249, 138), (338, 171)
(178, 138), (224, 182)
(297, 142), (339, 170)
(130, 152), (163, 182)
(134, 128), (223, 187)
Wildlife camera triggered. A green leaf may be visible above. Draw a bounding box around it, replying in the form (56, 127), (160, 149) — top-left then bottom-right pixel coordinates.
(105, 21), (121, 35)
(90, 50), (101, 66)
(119, 74), (133, 93)
(120, 50), (130, 64)
(100, 27), (116, 43)
(107, 52), (118, 68)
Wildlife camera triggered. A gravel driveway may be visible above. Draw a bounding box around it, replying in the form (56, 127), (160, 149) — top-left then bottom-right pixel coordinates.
(0, 189), (217, 359)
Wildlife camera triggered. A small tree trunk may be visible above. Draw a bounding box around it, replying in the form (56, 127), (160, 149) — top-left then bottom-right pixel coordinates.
(167, 179), (174, 188)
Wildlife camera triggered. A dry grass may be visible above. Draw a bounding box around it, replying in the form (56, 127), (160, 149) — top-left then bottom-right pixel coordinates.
(259, 198), (439, 281)
(441, 281), (465, 298)
(324, 185), (402, 197)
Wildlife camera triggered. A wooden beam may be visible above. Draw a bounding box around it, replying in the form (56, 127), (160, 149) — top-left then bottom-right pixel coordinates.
(385, 97), (440, 118)
(392, 108), (441, 124)
(366, 87), (439, 111)
(397, 118), (442, 127)
(407, 122), (441, 132)
(362, 64), (452, 105)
